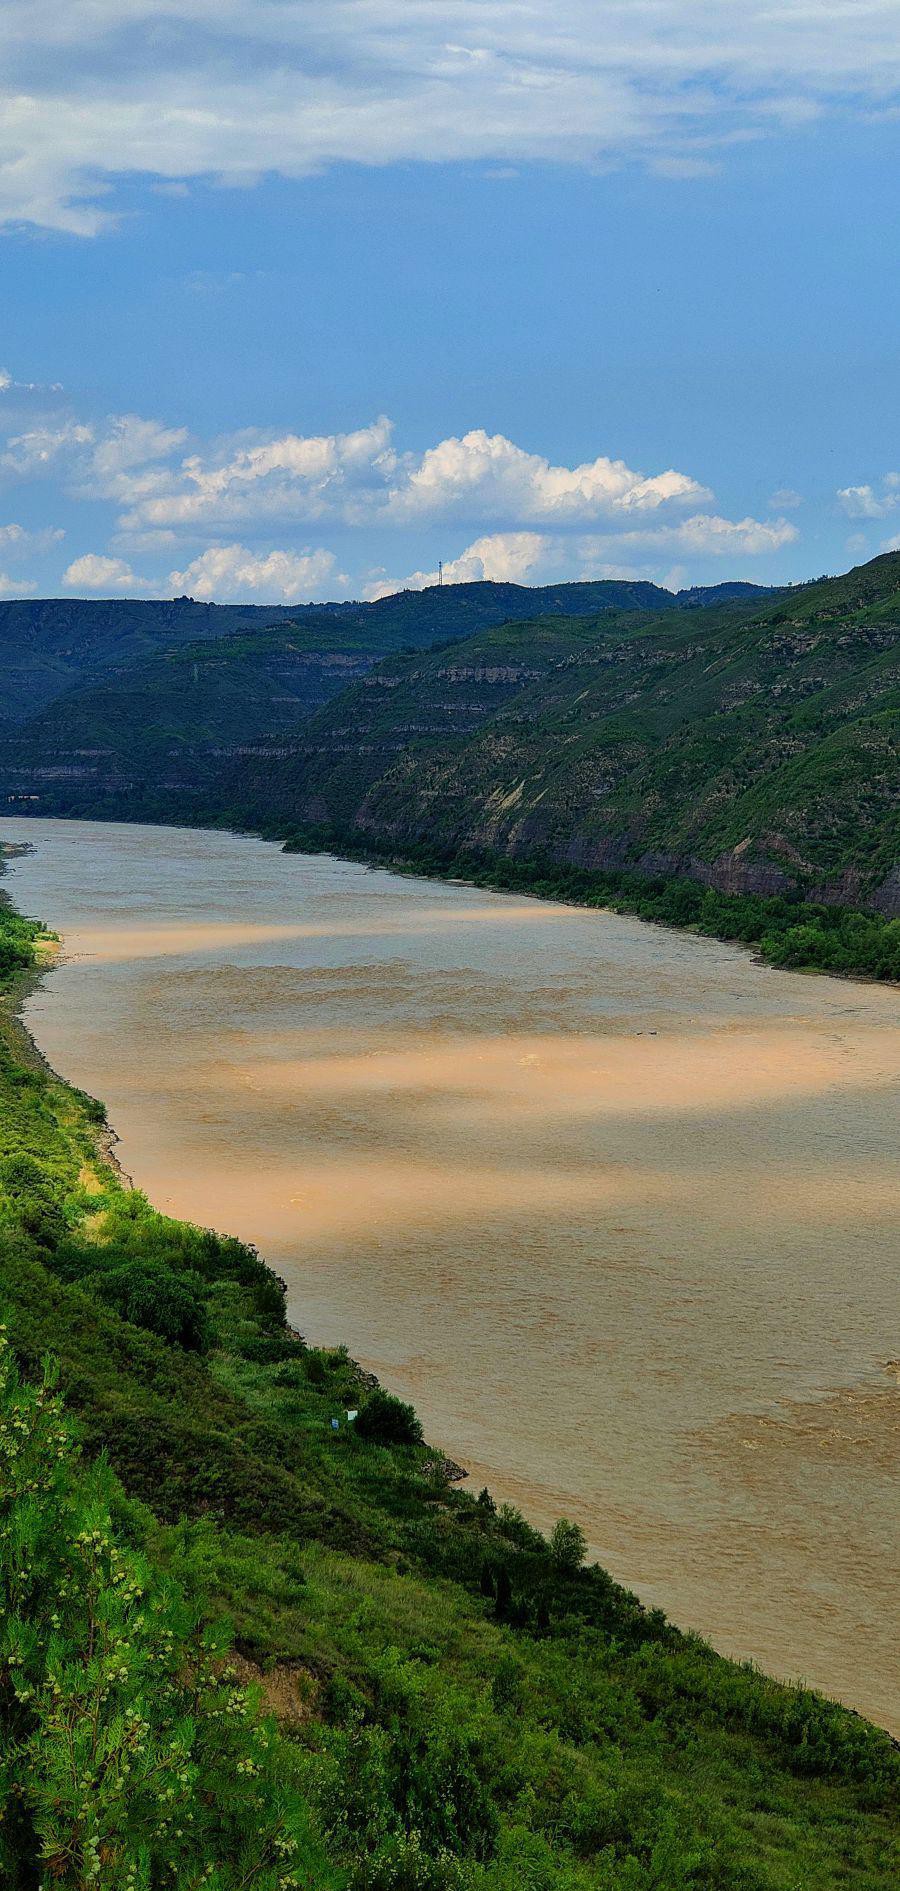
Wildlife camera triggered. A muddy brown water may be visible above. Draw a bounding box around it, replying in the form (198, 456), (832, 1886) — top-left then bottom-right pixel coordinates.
(4, 818), (898, 1731)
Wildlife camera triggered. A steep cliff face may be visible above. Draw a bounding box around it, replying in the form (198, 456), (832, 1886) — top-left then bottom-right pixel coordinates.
(226, 561), (900, 910)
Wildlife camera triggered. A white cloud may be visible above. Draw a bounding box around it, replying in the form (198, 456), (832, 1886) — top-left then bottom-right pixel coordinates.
(366, 531), (551, 597)
(769, 487), (803, 510)
(367, 512), (794, 599)
(106, 419), (709, 536)
(0, 521), (64, 558)
(120, 418), (397, 531)
(1, 421), (95, 477)
(837, 475), (900, 521)
(0, 391), (801, 593)
(62, 553), (153, 594)
(837, 483), (888, 520)
(578, 513), (798, 562)
(386, 430), (709, 527)
(88, 415), (189, 490)
(3, 3), (900, 232)
(168, 543), (342, 602)
(0, 572), (37, 597)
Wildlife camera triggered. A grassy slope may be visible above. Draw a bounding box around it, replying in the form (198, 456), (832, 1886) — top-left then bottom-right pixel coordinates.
(225, 558), (900, 907)
(0, 897), (897, 1888)
(0, 597), (320, 724)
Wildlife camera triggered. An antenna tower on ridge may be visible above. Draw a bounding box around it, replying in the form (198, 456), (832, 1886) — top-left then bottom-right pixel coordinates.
(438, 560), (443, 587)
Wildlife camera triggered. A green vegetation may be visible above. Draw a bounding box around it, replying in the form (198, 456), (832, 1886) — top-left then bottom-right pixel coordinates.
(0, 1340), (332, 1891)
(1, 556), (898, 973)
(278, 827), (900, 981)
(0, 898), (898, 1889)
(0, 576), (721, 732)
(225, 555), (900, 934)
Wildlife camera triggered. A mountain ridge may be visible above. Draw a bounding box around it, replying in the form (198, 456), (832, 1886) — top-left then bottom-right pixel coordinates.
(0, 576), (771, 726)
(1, 557), (897, 929)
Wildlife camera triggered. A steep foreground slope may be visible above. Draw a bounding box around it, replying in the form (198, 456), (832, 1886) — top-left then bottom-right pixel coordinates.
(226, 556), (900, 917)
(0, 896), (898, 1890)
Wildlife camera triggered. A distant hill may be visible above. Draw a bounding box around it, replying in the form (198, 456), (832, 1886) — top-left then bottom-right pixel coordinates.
(0, 557), (898, 924)
(220, 555), (900, 914)
(0, 578), (745, 725)
(0, 596), (309, 724)
(0, 575), (771, 807)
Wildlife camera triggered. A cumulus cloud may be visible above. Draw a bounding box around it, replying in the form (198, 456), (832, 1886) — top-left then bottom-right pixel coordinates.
(837, 475), (900, 521)
(386, 431), (709, 526)
(1, 421), (95, 477)
(119, 418), (397, 531)
(367, 513), (793, 599)
(168, 543), (342, 602)
(365, 531), (551, 598)
(62, 553), (153, 594)
(3, 3), (900, 232)
(103, 420), (710, 535)
(2, 394), (800, 596)
(0, 398), (797, 569)
(0, 521), (64, 556)
(87, 416), (189, 490)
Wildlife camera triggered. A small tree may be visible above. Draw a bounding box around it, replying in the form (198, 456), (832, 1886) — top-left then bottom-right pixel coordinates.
(549, 1517), (587, 1574)
(0, 1328), (329, 1890)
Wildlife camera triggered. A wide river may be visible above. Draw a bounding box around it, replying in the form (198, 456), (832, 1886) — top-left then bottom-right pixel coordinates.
(3, 819), (899, 1729)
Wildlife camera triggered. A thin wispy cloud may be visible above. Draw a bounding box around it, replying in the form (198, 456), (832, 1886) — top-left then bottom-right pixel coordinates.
(3, 2), (900, 232)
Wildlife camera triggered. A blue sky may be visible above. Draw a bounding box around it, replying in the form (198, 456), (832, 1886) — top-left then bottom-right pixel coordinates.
(2, 1), (900, 602)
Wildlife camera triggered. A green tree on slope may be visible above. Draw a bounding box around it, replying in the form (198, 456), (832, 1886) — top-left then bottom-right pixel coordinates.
(0, 1329), (333, 1891)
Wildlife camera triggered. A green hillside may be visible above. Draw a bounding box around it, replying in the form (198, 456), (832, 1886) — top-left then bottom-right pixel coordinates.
(0, 596), (313, 724)
(1, 556), (898, 963)
(0, 626), (400, 810)
(0, 897), (897, 1890)
(226, 556), (900, 918)
(0, 577), (745, 729)
(0, 577), (770, 816)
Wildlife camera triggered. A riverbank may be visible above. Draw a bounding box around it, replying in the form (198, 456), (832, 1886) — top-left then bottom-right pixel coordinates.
(272, 822), (900, 983)
(1, 867), (899, 1884)
(5, 814), (900, 1734)
(7, 796), (900, 982)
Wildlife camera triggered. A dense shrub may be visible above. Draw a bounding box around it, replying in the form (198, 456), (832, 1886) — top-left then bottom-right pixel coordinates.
(0, 1154), (67, 1249)
(355, 1389), (423, 1447)
(92, 1256), (211, 1350)
(549, 1518), (588, 1573)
